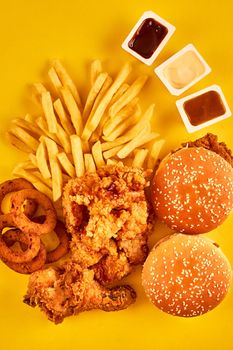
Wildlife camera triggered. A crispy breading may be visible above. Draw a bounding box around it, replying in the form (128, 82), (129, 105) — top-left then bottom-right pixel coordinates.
(24, 261), (136, 324)
(62, 164), (153, 284)
(182, 133), (233, 166)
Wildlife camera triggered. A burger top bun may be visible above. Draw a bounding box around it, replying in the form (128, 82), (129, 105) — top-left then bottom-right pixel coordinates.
(142, 234), (232, 317)
(152, 147), (233, 234)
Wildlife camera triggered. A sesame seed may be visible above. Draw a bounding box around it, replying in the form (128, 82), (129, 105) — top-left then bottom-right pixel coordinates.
(143, 234), (232, 317)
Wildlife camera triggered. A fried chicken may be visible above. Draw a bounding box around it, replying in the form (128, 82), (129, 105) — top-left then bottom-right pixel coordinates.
(24, 261), (136, 324)
(182, 133), (233, 166)
(23, 165), (152, 323)
(63, 164), (153, 284)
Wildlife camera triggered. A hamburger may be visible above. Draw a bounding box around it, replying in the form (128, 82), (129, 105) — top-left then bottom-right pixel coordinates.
(142, 234), (232, 317)
(151, 134), (233, 234)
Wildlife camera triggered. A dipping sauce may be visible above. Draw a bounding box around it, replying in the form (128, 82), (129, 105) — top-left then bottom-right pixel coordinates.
(184, 90), (226, 126)
(128, 18), (168, 59)
(163, 50), (205, 89)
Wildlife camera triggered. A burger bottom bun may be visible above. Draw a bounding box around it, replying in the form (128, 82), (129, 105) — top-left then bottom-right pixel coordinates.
(142, 234), (232, 317)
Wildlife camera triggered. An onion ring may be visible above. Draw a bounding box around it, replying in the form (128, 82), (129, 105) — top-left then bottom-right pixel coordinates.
(0, 178), (37, 217)
(2, 230), (46, 274)
(27, 217), (69, 262)
(11, 189), (57, 235)
(46, 221), (70, 263)
(0, 213), (15, 228)
(0, 217), (41, 263)
(18, 198), (37, 218)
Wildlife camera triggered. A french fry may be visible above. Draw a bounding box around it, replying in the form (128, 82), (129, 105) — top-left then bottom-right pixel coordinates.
(48, 66), (62, 95)
(56, 123), (71, 154)
(53, 199), (64, 220)
(41, 91), (57, 133)
(132, 149), (149, 168)
(103, 108), (141, 141)
(117, 129), (158, 159)
(32, 181), (53, 200)
(83, 72), (109, 122)
(92, 141), (105, 168)
(53, 98), (75, 135)
(44, 137), (63, 201)
(62, 173), (70, 184)
(120, 105), (154, 138)
(103, 104), (141, 141)
(103, 145), (122, 159)
(12, 167), (53, 200)
(103, 114), (139, 142)
(110, 96), (140, 120)
(30, 170), (53, 188)
(9, 125), (39, 152)
(70, 135), (85, 177)
(106, 159), (118, 165)
(105, 103), (154, 143)
(139, 103), (155, 123)
(82, 140), (90, 153)
(60, 86), (83, 135)
(8, 59), (164, 211)
(109, 76), (148, 117)
(12, 118), (42, 137)
(24, 114), (34, 123)
(33, 83), (47, 96)
(101, 122), (153, 152)
(89, 130), (100, 145)
(36, 117), (61, 145)
(147, 139), (165, 169)
(88, 76), (113, 142)
(36, 141), (51, 179)
(13, 161), (37, 172)
(110, 83), (129, 106)
(102, 104), (156, 147)
(28, 153), (38, 167)
(84, 154), (96, 173)
(103, 98), (139, 136)
(101, 137), (129, 152)
(6, 132), (33, 153)
(89, 113), (109, 144)
(52, 59), (82, 109)
(90, 59), (102, 86)
(82, 62), (131, 141)
(91, 76), (112, 115)
(57, 152), (75, 178)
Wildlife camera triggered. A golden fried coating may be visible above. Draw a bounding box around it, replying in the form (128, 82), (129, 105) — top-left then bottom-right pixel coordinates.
(24, 261), (136, 324)
(63, 164), (153, 284)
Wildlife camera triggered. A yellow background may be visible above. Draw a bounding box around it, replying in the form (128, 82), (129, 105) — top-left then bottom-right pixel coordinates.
(0, 1), (232, 349)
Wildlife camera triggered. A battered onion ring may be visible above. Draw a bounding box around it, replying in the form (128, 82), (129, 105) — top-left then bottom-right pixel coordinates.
(46, 221), (70, 263)
(0, 178), (37, 217)
(0, 213), (15, 228)
(28, 216), (69, 262)
(11, 189), (57, 235)
(0, 217), (41, 263)
(2, 230), (46, 274)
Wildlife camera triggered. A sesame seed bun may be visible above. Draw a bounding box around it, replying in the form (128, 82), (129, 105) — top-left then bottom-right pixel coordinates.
(152, 147), (233, 234)
(142, 234), (232, 317)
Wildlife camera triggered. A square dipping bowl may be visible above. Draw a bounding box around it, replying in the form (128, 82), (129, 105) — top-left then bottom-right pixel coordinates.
(155, 44), (211, 95)
(121, 11), (175, 66)
(176, 85), (232, 133)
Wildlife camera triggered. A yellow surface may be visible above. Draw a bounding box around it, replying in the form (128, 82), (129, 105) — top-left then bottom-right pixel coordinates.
(0, 1), (232, 349)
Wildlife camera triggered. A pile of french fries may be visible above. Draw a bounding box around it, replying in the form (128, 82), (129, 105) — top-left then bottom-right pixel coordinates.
(7, 59), (165, 210)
